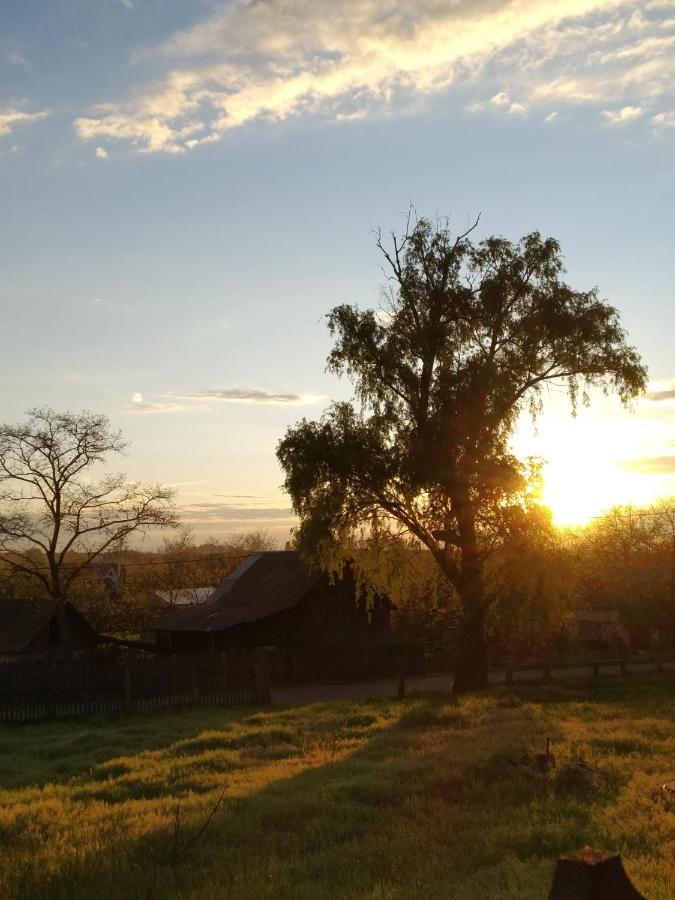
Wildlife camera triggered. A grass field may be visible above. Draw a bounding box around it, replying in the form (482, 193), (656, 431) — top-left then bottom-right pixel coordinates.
(0, 675), (673, 899)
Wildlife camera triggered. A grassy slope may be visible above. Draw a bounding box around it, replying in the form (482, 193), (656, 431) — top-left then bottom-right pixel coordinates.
(0, 675), (673, 899)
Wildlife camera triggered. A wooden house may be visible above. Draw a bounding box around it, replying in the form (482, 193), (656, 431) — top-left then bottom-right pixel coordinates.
(0, 599), (99, 659)
(154, 551), (392, 680)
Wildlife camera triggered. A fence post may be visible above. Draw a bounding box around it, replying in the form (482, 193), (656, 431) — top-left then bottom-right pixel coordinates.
(83, 654), (90, 709)
(543, 663), (552, 682)
(619, 658), (627, 676)
(190, 655), (200, 705)
(122, 656), (133, 708)
(506, 660), (513, 685)
(253, 648), (272, 704)
(397, 670), (406, 699)
(592, 662), (600, 678)
(656, 656), (663, 673)
(220, 652), (228, 703)
(47, 657), (56, 717)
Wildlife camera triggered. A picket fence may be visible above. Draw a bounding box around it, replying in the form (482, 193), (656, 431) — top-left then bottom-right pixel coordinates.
(0, 648), (265, 723)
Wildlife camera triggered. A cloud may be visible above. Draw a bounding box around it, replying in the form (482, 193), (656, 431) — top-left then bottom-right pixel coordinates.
(72, 0), (675, 153)
(0, 107), (49, 137)
(652, 110), (675, 128)
(643, 378), (675, 405)
(95, 146), (108, 159)
(645, 378), (675, 402)
(0, 44), (29, 68)
(490, 91), (510, 107)
(619, 456), (675, 474)
(129, 386), (317, 412)
(173, 387), (316, 405)
(602, 104), (644, 123)
(179, 501), (295, 524)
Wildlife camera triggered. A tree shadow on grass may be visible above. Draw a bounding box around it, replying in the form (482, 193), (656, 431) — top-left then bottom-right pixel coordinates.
(4, 676), (673, 900)
(0, 704), (265, 790)
(4, 694), (569, 900)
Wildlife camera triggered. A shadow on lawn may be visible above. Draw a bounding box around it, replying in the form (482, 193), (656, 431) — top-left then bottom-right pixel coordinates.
(0, 704), (262, 790)
(8, 694), (564, 900)
(5, 675), (674, 900)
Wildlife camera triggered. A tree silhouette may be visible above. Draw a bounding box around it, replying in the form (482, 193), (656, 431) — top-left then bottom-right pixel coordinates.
(277, 212), (647, 691)
(0, 408), (178, 606)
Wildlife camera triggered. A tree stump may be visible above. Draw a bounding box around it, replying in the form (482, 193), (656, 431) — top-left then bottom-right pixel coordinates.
(548, 847), (647, 899)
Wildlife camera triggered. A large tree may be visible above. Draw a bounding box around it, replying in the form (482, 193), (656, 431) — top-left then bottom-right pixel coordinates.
(0, 408), (178, 605)
(277, 213), (647, 691)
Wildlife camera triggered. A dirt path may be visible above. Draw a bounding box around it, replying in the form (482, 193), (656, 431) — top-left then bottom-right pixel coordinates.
(271, 660), (673, 706)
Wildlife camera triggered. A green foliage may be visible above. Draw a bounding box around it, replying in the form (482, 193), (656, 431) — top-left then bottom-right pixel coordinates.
(0, 675), (672, 898)
(571, 501), (675, 640)
(278, 212), (646, 591)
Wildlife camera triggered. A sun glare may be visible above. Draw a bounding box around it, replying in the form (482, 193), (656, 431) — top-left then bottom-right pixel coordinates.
(514, 401), (674, 527)
(541, 457), (658, 526)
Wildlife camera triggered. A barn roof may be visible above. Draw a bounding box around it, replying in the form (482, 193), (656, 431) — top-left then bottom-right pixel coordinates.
(155, 551), (324, 633)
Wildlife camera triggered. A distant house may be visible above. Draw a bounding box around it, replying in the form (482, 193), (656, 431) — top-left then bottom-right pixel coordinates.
(79, 562), (125, 595)
(0, 600), (99, 659)
(155, 551), (392, 680)
(567, 609), (630, 649)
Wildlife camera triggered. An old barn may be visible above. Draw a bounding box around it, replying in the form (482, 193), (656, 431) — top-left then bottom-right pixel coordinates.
(0, 599), (99, 659)
(154, 550), (391, 679)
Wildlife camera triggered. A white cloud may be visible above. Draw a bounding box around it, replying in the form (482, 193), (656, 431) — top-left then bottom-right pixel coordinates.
(0, 107), (49, 137)
(128, 385), (317, 412)
(652, 110), (675, 127)
(490, 91), (511, 107)
(601, 104), (644, 123)
(544, 110), (559, 122)
(73, 0), (675, 153)
(0, 45), (29, 68)
(171, 387), (320, 405)
(95, 146), (108, 159)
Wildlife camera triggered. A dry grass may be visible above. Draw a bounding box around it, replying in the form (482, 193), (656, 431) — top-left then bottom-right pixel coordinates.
(0, 674), (673, 899)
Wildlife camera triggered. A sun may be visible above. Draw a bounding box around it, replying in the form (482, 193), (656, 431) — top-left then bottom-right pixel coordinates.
(538, 441), (665, 527)
(513, 400), (672, 527)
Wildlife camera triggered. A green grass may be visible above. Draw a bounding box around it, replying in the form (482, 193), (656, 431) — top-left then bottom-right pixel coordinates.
(0, 675), (674, 899)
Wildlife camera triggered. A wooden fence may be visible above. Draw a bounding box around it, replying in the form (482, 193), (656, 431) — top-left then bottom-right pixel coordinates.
(494, 654), (675, 684)
(0, 648), (269, 723)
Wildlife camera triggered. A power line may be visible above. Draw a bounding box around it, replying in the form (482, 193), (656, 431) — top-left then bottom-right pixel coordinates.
(117, 552), (251, 568)
(0, 551), (255, 574)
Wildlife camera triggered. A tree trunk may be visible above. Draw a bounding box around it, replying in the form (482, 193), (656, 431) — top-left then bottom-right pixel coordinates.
(453, 595), (489, 693)
(451, 488), (489, 693)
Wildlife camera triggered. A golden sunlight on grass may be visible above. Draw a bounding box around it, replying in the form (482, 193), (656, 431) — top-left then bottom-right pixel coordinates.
(0, 676), (673, 899)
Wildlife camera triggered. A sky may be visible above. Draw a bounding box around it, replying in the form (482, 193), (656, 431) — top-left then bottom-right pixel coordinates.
(1, 0), (675, 541)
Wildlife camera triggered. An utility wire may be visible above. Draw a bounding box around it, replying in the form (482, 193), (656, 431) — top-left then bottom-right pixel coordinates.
(0, 551), (255, 573)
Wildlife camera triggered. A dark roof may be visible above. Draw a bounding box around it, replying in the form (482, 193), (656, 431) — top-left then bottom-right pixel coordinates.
(0, 599), (82, 654)
(155, 551), (324, 633)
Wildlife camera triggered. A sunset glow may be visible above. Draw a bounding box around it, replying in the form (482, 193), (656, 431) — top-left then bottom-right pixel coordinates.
(514, 390), (675, 527)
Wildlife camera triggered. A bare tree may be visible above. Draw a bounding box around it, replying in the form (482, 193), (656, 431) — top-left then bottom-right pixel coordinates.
(0, 408), (179, 603)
